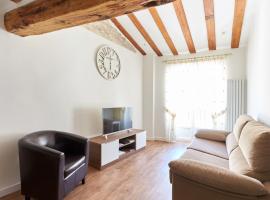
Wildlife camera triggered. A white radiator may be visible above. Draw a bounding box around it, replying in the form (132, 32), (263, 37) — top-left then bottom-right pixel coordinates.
(226, 79), (247, 131)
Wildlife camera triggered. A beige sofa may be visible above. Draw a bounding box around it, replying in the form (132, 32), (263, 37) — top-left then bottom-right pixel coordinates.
(169, 115), (270, 200)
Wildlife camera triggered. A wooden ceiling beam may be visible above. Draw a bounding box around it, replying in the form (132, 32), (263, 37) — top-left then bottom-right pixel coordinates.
(149, 7), (178, 55)
(231, 0), (247, 48)
(111, 18), (146, 56)
(10, 0), (22, 3)
(128, 13), (163, 56)
(4, 0), (175, 37)
(173, 0), (196, 54)
(203, 0), (216, 50)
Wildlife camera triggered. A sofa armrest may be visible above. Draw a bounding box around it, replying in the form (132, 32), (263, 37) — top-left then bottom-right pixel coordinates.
(169, 159), (268, 197)
(195, 129), (230, 142)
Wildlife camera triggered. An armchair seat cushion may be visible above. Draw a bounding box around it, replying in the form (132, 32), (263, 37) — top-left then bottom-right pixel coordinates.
(65, 155), (86, 177)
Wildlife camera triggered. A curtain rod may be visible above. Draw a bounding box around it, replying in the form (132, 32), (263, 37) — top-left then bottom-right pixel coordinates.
(162, 53), (232, 64)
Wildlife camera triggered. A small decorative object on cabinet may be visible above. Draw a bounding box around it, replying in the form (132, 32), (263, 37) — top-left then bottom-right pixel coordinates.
(89, 129), (146, 170)
(96, 46), (121, 80)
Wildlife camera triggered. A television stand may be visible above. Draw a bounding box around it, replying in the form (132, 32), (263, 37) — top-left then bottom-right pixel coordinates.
(89, 129), (146, 170)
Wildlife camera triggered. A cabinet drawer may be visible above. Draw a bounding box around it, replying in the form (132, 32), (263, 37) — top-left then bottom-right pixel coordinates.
(136, 131), (146, 150)
(101, 140), (119, 166)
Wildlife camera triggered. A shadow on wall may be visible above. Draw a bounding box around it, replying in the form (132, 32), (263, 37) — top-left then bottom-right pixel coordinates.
(73, 108), (102, 137)
(0, 0), (16, 30)
(0, 132), (24, 188)
(257, 114), (270, 127)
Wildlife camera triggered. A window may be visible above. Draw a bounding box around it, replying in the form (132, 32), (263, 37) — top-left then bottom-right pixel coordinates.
(165, 57), (227, 140)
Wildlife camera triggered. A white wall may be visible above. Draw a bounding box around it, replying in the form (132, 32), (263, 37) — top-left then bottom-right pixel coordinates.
(246, 0), (270, 125)
(0, 1), (143, 195)
(143, 48), (247, 140)
(142, 55), (155, 139)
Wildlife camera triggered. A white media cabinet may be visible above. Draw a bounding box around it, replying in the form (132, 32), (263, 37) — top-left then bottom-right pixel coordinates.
(89, 129), (146, 170)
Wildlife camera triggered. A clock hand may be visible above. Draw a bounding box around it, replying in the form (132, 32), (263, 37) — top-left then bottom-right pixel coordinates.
(109, 55), (112, 70)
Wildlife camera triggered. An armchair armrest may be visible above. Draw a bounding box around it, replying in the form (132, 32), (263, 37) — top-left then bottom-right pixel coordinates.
(20, 141), (64, 157)
(19, 140), (65, 198)
(169, 159), (267, 197)
(195, 129), (230, 142)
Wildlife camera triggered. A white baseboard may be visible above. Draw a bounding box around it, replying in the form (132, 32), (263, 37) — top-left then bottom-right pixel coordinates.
(0, 182), (20, 198)
(147, 137), (192, 143)
(153, 137), (171, 142)
(147, 137), (170, 142)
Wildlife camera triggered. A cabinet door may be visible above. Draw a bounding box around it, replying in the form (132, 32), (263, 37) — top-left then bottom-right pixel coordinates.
(101, 140), (119, 166)
(136, 131), (146, 150)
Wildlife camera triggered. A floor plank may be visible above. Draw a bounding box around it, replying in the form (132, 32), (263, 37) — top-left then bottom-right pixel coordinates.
(1, 141), (188, 200)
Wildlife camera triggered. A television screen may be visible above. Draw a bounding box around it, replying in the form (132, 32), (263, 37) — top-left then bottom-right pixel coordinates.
(102, 107), (132, 134)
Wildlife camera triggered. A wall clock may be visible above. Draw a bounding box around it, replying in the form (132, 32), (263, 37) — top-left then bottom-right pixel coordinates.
(96, 46), (121, 80)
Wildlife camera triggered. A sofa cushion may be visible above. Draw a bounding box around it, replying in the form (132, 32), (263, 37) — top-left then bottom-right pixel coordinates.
(181, 149), (229, 169)
(239, 121), (270, 172)
(229, 147), (270, 182)
(233, 115), (253, 141)
(226, 133), (238, 156)
(188, 138), (228, 159)
(229, 147), (254, 176)
(65, 155), (85, 177)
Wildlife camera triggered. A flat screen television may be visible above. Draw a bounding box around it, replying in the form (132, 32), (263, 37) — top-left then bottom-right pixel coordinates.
(102, 107), (132, 134)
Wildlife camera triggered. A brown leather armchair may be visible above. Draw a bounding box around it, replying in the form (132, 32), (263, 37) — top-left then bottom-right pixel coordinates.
(18, 130), (89, 200)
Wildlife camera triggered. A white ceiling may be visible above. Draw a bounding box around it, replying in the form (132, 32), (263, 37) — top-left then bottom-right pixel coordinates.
(111, 0), (257, 56)
(0, 0), (34, 15)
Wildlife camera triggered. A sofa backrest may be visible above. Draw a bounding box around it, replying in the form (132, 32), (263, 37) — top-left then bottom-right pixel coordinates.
(239, 121), (270, 172)
(229, 119), (270, 182)
(226, 133), (238, 155)
(226, 115), (253, 156)
(233, 115), (253, 142)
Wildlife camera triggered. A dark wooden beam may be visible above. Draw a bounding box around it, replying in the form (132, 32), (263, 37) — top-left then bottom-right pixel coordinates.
(128, 13), (163, 56)
(5, 0), (175, 37)
(231, 0), (247, 48)
(203, 0), (216, 50)
(111, 18), (146, 56)
(10, 0), (22, 3)
(149, 7), (178, 55)
(173, 0), (196, 53)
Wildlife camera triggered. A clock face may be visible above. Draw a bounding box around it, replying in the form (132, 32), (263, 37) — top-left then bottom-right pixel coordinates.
(96, 46), (121, 80)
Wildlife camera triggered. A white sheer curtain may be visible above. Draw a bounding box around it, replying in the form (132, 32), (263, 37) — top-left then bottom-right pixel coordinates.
(164, 58), (227, 141)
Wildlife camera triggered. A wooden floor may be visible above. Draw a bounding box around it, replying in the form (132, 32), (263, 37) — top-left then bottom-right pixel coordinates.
(1, 141), (188, 200)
